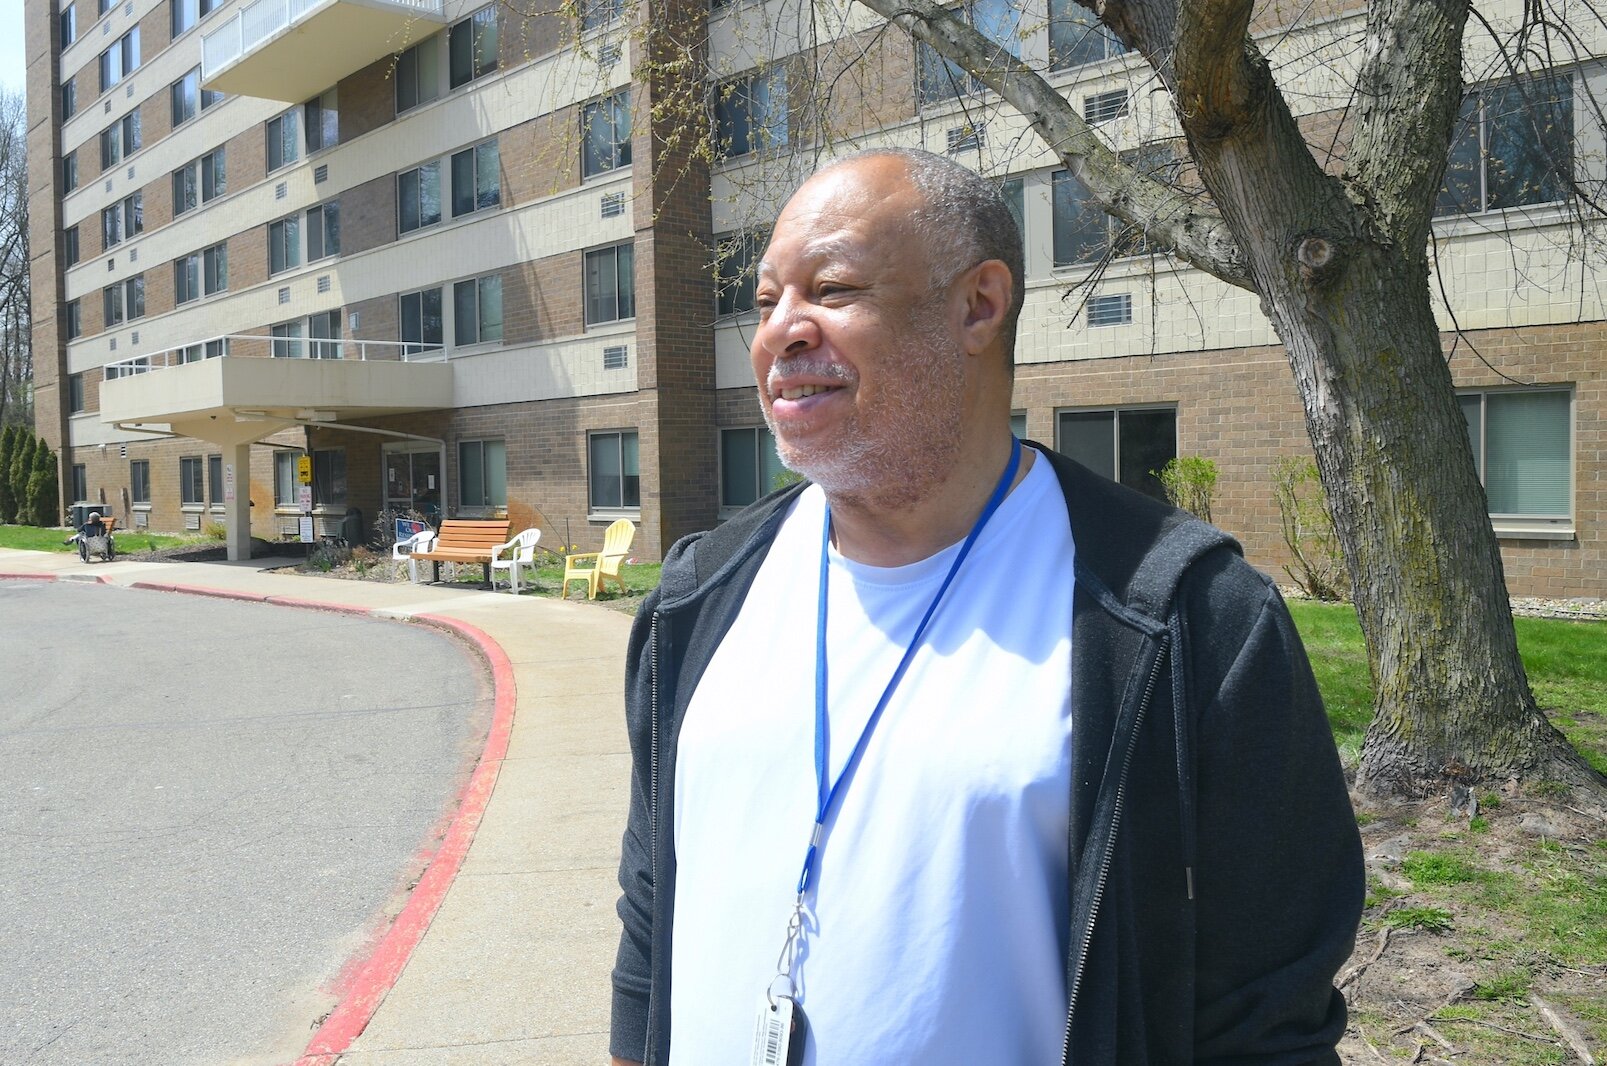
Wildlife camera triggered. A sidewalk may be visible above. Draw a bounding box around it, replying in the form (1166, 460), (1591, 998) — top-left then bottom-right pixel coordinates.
(0, 547), (632, 1065)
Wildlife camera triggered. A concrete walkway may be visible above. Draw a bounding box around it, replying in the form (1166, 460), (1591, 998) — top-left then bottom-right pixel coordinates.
(0, 547), (631, 1065)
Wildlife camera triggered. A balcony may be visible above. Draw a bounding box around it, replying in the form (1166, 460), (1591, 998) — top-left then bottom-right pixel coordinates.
(101, 335), (453, 441)
(201, 0), (446, 102)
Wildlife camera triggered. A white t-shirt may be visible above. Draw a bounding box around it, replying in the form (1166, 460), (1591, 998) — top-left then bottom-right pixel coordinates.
(670, 456), (1077, 1064)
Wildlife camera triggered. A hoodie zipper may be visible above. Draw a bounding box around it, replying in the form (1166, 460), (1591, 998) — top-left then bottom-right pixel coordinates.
(1059, 637), (1167, 1066)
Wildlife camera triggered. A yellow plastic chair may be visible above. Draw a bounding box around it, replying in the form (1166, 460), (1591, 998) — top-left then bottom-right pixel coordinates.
(562, 519), (636, 599)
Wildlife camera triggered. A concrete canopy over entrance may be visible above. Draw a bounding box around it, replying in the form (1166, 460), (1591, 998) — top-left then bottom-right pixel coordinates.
(102, 357), (453, 560)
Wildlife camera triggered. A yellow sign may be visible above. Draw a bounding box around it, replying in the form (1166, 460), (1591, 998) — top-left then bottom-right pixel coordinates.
(297, 456), (313, 485)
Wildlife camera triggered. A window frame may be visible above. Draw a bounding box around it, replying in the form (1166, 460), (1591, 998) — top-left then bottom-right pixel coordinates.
(581, 90), (632, 178)
(395, 36), (442, 114)
(268, 214), (301, 276)
(1458, 386), (1575, 536)
(98, 28), (140, 94)
(452, 273), (504, 347)
(62, 79), (77, 119)
(304, 88), (338, 154)
(179, 455), (205, 508)
(1047, 0), (1127, 71)
(397, 161), (443, 234)
(60, 3), (76, 46)
(65, 299), (82, 340)
(1435, 74), (1574, 218)
(130, 459), (151, 505)
(307, 200), (340, 261)
(207, 454), (224, 509)
(457, 438), (507, 512)
(71, 464), (88, 506)
(917, 0), (1020, 107)
(171, 66), (199, 127)
(1054, 404), (1177, 502)
(64, 225), (80, 268)
(447, 6), (498, 89)
(714, 230), (765, 317)
(400, 286), (445, 356)
(102, 274), (144, 326)
(718, 425), (787, 513)
(584, 241), (635, 326)
(588, 429), (641, 514)
(99, 111), (140, 168)
(63, 151), (78, 194)
(450, 138), (501, 217)
(713, 67), (788, 160)
(266, 108), (300, 172)
(68, 373), (86, 414)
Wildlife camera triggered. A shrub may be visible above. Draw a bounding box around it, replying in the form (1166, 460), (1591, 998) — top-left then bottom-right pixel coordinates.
(1273, 456), (1348, 600)
(307, 543), (352, 572)
(10, 432), (36, 522)
(202, 520), (227, 541)
(0, 425), (16, 524)
(1155, 456), (1218, 523)
(26, 443), (59, 527)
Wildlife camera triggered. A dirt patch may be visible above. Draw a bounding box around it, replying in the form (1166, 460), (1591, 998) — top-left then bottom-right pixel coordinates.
(1340, 788), (1607, 1063)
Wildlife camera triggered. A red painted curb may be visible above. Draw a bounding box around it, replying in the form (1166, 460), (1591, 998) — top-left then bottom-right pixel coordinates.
(0, 572), (61, 581)
(289, 611), (516, 1065)
(25, 575), (516, 1066)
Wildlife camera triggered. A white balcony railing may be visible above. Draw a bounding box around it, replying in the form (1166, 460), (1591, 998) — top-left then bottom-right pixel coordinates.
(102, 333), (445, 383)
(202, 0), (444, 82)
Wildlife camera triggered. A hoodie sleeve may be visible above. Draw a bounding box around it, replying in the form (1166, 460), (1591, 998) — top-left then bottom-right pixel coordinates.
(1188, 578), (1364, 1066)
(610, 589), (661, 1062)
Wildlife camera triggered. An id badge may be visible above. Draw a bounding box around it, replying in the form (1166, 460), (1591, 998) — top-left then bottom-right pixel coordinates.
(751, 994), (807, 1066)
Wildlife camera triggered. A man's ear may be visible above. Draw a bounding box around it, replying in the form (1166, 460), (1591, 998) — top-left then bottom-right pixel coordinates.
(959, 259), (1013, 355)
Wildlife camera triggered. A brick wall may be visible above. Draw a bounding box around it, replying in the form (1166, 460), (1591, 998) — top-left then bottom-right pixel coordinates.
(499, 0), (568, 70)
(339, 57), (395, 142)
(342, 173), (397, 255)
(798, 26), (918, 143)
(502, 251), (584, 345)
(499, 104), (580, 205)
(348, 294), (399, 345)
(64, 435), (285, 539)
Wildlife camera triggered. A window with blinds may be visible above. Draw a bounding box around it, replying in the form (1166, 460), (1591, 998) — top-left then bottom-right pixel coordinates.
(1459, 388), (1572, 519)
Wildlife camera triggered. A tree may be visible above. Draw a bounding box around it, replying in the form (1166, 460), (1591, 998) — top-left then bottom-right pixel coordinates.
(0, 424), (16, 524)
(9, 430), (35, 523)
(839, 0), (1607, 799)
(0, 90), (29, 432)
(26, 441), (57, 527)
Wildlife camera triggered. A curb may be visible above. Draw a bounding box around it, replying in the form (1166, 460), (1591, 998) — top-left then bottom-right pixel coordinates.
(1, 574), (516, 1066)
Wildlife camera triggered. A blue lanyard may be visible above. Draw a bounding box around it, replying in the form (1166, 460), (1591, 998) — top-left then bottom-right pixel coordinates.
(796, 437), (1023, 897)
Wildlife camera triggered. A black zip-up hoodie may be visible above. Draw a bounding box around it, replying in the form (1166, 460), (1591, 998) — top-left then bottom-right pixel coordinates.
(611, 444), (1363, 1064)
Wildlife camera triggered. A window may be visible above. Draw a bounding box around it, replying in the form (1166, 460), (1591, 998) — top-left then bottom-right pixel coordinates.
(458, 439), (507, 509)
(171, 0), (219, 36)
(270, 321), (303, 357)
(451, 139), (500, 216)
(69, 373), (86, 414)
(448, 6), (498, 89)
(62, 79), (77, 119)
(102, 274), (144, 325)
(304, 89), (338, 153)
(720, 426), (787, 509)
(1459, 388), (1572, 523)
(1010, 411), (1027, 439)
(97, 0), (109, 16)
(589, 430), (640, 510)
(714, 68), (787, 159)
(1084, 88), (1129, 124)
(313, 449), (347, 507)
(273, 451), (299, 506)
(715, 230), (765, 316)
(1437, 75), (1573, 217)
(453, 274), (503, 345)
(308, 310), (341, 359)
(99, 111), (140, 168)
(398, 161), (442, 233)
(1001, 176), (1025, 255)
(400, 287), (444, 355)
(1052, 155), (1162, 265)
(173, 147), (225, 216)
(63, 151), (78, 193)
(307, 201), (339, 260)
(178, 337), (227, 361)
(130, 459), (150, 504)
(101, 194), (141, 248)
(1057, 407), (1176, 502)
(267, 108), (299, 171)
(177, 242), (227, 302)
(171, 67), (199, 126)
(581, 90), (632, 177)
(207, 454), (223, 506)
(60, 4), (76, 46)
(65, 299), (81, 340)
(175, 251), (200, 304)
(585, 242), (635, 324)
(395, 37), (442, 113)
(203, 242), (227, 294)
(269, 216), (300, 275)
(64, 225), (80, 268)
(1087, 291), (1132, 326)
(578, 0), (622, 32)
(1048, 0), (1127, 70)
(919, 0), (1019, 106)
(71, 464), (88, 505)
(98, 28), (140, 93)
(180, 456), (204, 506)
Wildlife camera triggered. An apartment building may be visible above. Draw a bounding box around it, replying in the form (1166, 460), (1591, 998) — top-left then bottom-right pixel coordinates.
(26, 0), (1607, 597)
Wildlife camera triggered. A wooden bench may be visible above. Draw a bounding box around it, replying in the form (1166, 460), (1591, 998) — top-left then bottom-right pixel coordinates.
(410, 519), (512, 586)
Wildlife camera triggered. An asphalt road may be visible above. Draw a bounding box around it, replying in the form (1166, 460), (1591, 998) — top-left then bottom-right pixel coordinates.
(0, 580), (493, 1065)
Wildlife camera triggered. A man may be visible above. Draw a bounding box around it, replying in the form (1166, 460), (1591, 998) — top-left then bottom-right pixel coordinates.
(611, 149), (1362, 1065)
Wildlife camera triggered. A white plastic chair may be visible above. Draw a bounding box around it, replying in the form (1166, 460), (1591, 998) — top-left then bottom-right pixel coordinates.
(490, 528), (541, 593)
(393, 529), (437, 583)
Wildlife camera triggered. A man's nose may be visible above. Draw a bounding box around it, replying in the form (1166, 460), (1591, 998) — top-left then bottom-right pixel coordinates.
(755, 290), (820, 358)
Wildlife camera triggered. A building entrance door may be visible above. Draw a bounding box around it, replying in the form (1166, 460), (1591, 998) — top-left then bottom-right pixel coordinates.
(384, 446), (442, 522)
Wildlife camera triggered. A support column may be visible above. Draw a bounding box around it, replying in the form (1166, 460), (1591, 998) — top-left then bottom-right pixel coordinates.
(223, 441), (252, 562)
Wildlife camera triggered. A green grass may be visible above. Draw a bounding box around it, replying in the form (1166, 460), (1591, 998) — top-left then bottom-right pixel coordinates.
(429, 556), (664, 601)
(1383, 905), (1454, 933)
(1403, 850), (1479, 885)
(0, 523), (196, 554)
(1287, 601), (1607, 771)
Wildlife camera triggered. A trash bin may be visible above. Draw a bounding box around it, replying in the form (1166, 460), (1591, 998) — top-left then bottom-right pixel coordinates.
(341, 507), (365, 548)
